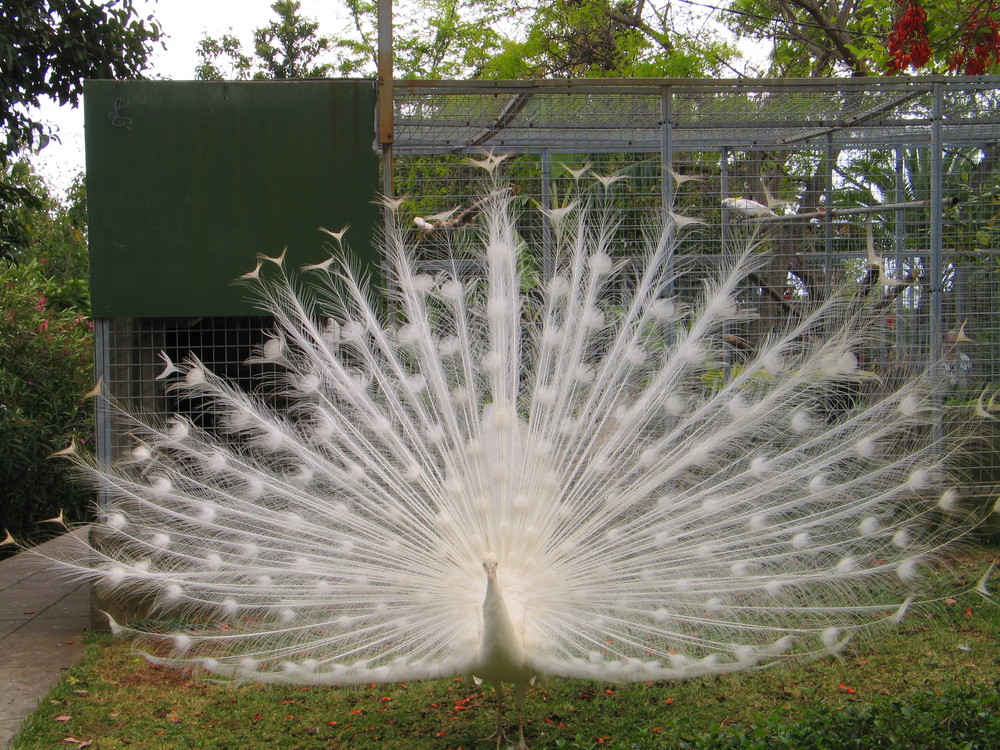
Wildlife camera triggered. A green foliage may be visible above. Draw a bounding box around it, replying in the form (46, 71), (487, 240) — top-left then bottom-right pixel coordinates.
(0, 163), (93, 550)
(194, 0), (731, 82)
(0, 257), (94, 545)
(553, 684), (1000, 749)
(726, 0), (881, 76)
(453, 0), (735, 79)
(336, 0), (509, 78)
(0, 0), (159, 258)
(668, 687), (1000, 748)
(5, 163), (90, 280)
(195, 0), (508, 80)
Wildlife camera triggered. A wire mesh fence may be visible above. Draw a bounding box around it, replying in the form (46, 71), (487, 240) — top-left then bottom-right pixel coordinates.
(98, 77), (1000, 505)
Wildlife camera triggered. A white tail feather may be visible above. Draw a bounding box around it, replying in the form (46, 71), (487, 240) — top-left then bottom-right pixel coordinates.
(29, 178), (989, 729)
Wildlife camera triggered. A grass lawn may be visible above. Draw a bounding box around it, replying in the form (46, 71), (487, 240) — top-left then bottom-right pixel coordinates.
(11, 547), (1000, 750)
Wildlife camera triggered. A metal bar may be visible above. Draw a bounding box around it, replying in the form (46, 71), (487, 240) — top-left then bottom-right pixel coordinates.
(466, 94), (532, 148)
(752, 198), (959, 223)
(929, 83), (946, 445)
(661, 86), (673, 210)
(778, 91), (927, 145)
(661, 87), (675, 349)
(930, 84), (945, 361)
(377, 0), (393, 148)
(823, 133), (834, 301)
(720, 147), (731, 381)
(378, 0), (395, 293)
(391, 137), (965, 155)
(894, 147), (907, 368)
(541, 149), (553, 281)
(393, 75), (995, 95)
(94, 318), (112, 510)
(396, 117), (932, 132)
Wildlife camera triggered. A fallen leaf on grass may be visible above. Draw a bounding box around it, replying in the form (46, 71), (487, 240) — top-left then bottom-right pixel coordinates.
(53, 716), (71, 722)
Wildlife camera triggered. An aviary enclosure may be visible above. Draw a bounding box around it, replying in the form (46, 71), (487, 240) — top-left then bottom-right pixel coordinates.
(92, 76), (1000, 510)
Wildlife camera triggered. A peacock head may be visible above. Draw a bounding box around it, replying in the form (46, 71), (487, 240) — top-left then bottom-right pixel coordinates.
(482, 554), (500, 581)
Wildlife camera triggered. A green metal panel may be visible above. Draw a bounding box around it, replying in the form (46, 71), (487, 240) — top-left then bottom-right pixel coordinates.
(85, 80), (379, 318)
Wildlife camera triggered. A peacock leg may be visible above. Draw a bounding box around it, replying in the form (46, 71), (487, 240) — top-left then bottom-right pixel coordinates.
(513, 682), (529, 750)
(484, 682), (509, 748)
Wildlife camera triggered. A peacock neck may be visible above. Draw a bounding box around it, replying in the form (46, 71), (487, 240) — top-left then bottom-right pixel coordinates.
(480, 565), (526, 669)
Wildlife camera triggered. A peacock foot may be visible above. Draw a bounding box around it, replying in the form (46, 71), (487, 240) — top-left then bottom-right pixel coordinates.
(481, 727), (529, 750)
(481, 727), (508, 747)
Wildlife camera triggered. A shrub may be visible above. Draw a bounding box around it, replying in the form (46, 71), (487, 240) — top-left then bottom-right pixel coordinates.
(0, 256), (93, 549)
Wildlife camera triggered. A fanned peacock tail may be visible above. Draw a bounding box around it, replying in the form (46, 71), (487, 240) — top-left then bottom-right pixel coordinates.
(34, 169), (989, 691)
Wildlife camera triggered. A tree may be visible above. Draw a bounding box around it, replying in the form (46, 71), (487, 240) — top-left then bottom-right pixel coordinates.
(197, 0), (510, 81)
(478, 0), (737, 79)
(329, 0), (509, 79)
(196, 0), (334, 80)
(197, 0), (732, 84)
(724, 0), (1000, 76)
(0, 0), (161, 255)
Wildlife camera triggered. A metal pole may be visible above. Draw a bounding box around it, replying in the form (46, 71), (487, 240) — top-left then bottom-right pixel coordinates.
(930, 84), (944, 363)
(661, 87), (675, 307)
(94, 318), (112, 511)
(720, 147), (731, 381)
(541, 149), (553, 281)
(377, 0), (395, 295)
(929, 83), (945, 444)
(377, 0), (394, 197)
(660, 86), (673, 211)
(823, 133), (834, 302)
(720, 147), (730, 249)
(894, 147), (907, 367)
(753, 198), (956, 223)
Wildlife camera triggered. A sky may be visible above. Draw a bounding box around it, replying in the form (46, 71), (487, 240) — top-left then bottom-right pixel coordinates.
(31, 0), (350, 194)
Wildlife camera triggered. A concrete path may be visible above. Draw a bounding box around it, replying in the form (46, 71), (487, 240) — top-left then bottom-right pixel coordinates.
(0, 533), (90, 749)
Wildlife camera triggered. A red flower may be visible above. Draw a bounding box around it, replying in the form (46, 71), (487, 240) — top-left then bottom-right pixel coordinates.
(887, 0), (931, 72)
(950, 5), (1000, 74)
